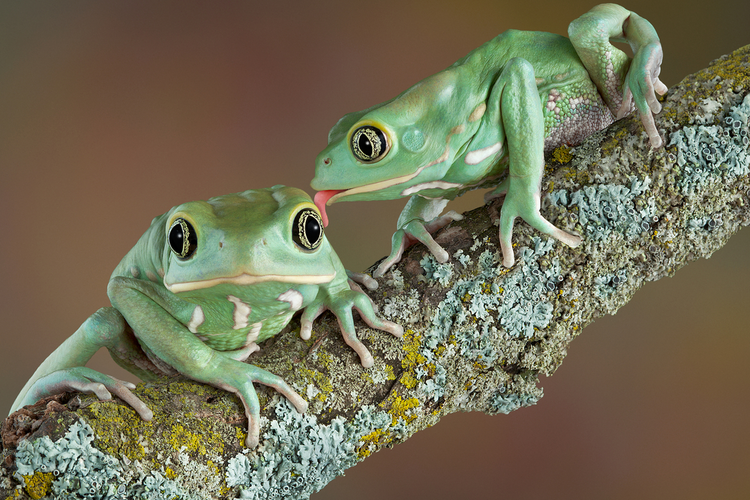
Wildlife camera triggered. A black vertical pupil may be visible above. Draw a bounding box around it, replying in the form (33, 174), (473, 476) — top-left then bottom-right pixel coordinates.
(305, 215), (320, 241)
(169, 218), (197, 259)
(292, 209), (323, 250)
(170, 229), (182, 247)
(358, 135), (373, 157)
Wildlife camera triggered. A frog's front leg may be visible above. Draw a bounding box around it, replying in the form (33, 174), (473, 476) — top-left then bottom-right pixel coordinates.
(108, 277), (307, 448)
(10, 307), (153, 419)
(374, 196), (463, 277)
(569, 4), (667, 148)
(492, 57), (581, 268)
(299, 280), (403, 368)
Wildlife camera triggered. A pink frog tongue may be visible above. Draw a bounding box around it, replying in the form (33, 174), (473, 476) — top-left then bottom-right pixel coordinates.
(313, 190), (344, 227)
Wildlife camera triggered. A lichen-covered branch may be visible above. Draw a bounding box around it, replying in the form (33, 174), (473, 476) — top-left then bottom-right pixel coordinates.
(2, 45), (749, 500)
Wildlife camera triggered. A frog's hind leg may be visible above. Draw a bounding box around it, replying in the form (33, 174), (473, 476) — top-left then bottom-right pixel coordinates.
(490, 57), (581, 267)
(10, 307), (153, 420)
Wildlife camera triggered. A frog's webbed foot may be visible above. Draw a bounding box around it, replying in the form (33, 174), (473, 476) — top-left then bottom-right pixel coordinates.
(215, 364), (307, 448)
(24, 367), (153, 420)
(618, 42), (667, 148)
(498, 187), (581, 268)
(300, 289), (403, 368)
(373, 211), (464, 278)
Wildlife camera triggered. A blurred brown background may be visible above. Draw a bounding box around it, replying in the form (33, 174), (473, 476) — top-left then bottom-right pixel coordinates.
(1, 1), (748, 498)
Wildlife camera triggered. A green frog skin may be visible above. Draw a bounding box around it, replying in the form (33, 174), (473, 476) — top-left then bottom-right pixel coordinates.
(10, 186), (403, 448)
(312, 4), (666, 276)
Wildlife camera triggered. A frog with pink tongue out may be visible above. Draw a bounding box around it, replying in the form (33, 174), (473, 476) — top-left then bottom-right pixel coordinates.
(312, 3), (666, 278)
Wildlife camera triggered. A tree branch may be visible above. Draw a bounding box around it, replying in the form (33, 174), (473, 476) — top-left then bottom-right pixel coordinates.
(2, 45), (749, 500)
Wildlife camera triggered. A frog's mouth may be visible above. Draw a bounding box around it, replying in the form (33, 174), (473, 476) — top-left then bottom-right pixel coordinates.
(313, 190), (344, 227)
(313, 172), (420, 227)
(166, 272), (336, 293)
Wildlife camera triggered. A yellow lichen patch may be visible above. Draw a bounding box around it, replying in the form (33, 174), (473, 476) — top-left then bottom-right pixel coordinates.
(382, 394), (420, 426)
(313, 348), (334, 369)
(401, 330), (426, 372)
(168, 380), (208, 396)
(356, 428), (388, 460)
(400, 372), (418, 389)
(165, 467), (177, 480)
(165, 421), (225, 456)
(166, 424), (206, 455)
(85, 401), (151, 462)
(235, 426), (248, 446)
(600, 127), (629, 158)
(22, 472), (53, 500)
(206, 460), (221, 477)
(705, 48), (750, 89)
(298, 366), (333, 403)
(551, 145), (573, 164)
(383, 364), (395, 381)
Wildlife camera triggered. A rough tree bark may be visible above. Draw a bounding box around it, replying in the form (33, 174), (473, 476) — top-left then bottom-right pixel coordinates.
(2, 45), (749, 500)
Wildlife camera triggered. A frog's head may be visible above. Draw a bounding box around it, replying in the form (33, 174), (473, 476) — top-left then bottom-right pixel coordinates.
(311, 69), (479, 225)
(162, 186), (335, 295)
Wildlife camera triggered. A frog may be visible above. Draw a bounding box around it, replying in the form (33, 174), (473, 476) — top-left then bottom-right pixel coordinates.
(312, 3), (667, 277)
(9, 185), (403, 448)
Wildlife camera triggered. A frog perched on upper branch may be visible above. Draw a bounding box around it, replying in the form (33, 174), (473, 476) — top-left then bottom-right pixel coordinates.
(312, 3), (666, 276)
(10, 186), (402, 448)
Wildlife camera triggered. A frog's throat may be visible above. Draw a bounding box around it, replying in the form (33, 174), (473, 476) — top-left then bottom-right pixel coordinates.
(165, 272), (336, 293)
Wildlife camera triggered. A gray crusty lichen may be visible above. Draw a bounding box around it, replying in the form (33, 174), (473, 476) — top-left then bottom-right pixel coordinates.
(2, 45), (749, 500)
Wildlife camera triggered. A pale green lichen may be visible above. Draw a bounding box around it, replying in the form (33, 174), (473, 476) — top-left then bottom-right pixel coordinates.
(384, 268), (405, 290)
(14, 420), (198, 500)
(406, 239), (559, 404)
(225, 400), (407, 499)
(594, 268), (629, 299)
(382, 289), (421, 324)
(453, 249), (472, 268)
(497, 239), (560, 339)
(549, 176), (657, 242)
(488, 389), (540, 415)
(419, 254), (454, 286)
(670, 93), (750, 196)
(687, 214), (724, 234)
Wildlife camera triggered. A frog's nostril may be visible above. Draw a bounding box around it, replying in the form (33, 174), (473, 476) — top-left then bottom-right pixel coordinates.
(323, 157), (332, 165)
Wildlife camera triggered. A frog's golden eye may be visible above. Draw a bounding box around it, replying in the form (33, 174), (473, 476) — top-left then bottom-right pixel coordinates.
(350, 125), (390, 163)
(168, 218), (198, 259)
(292, 208), (323, 251)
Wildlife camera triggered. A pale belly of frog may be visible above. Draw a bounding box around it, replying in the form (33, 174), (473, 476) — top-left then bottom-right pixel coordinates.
(181, 289), (305, 353)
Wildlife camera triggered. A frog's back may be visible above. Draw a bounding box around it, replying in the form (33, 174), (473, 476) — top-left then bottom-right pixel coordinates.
(453, 30), (587, 87)
(456, 29), (616, 150)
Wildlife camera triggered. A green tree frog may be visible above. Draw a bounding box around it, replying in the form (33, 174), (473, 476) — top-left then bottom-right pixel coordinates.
(10, 186), (403, 448)
(312, 3), (666, 276)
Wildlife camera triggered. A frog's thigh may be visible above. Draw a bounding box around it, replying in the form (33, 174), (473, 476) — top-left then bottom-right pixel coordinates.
(496, 57), (545, 182)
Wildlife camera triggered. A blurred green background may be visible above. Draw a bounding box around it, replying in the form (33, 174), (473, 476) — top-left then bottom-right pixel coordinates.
(1, 1), (748, 498)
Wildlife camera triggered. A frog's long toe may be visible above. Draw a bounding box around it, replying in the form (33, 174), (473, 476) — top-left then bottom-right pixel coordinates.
(336, 314), (375, 368)
(28, 367), (153, 421)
